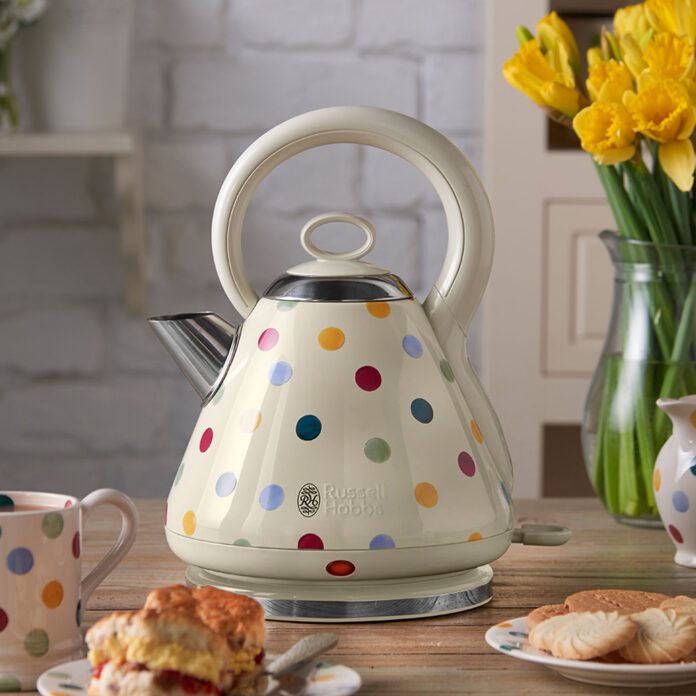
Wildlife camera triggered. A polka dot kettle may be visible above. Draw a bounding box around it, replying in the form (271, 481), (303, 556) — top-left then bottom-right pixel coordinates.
(149, 107), (569, 621)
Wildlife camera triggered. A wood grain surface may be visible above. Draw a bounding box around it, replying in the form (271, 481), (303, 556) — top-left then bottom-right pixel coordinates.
(22, 498), (696, 695)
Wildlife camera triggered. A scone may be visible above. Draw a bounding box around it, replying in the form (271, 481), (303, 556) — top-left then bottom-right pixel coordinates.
(86, 585), (266, 696)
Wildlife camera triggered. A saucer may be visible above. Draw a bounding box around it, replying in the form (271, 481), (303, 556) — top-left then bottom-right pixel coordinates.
(486, 616), (696, 688)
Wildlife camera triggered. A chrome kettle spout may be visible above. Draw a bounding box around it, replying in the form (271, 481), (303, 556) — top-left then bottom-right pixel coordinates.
(148, 312), (238, 403)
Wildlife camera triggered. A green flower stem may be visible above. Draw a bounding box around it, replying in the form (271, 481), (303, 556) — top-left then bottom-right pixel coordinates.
(598, 356), (621, 514)
(593, 162), (647, 241)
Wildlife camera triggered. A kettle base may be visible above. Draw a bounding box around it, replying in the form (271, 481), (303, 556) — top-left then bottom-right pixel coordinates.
(184, 564), (493, 622)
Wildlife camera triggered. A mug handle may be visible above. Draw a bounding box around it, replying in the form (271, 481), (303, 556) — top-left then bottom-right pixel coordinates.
(79, 488), (139, 603)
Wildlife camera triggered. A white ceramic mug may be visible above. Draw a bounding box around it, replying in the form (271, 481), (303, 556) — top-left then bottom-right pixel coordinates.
(0, 489), (138, 690)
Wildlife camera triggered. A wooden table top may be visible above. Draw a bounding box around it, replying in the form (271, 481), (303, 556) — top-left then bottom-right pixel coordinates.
(28, 498), (696, 695)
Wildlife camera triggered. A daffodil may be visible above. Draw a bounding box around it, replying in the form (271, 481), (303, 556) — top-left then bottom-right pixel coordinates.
(587, 60), (635, 103)
(536, 11), (581, 80)
(619, 34), (649, 80)
(624, 77), (696, 190)
(587, 47), (605, 69)
(645, 0), (696, 43)
(572, 101), (636, 165)
(615, 3), (653, 42)
(644, 32), (695, 81)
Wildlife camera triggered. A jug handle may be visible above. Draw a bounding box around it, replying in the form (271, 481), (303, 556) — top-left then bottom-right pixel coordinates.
(211, 106), (493, 334)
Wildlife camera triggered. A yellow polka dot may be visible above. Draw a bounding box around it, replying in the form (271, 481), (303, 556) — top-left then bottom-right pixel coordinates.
(471, 419), (483, 444)
(690, 410), (696, 429)
(496, 622), (512, 628)
(414, 482), (438, 508)
(654, 468), (661, 492)
(310, 675), (336, 683)
(183, 510), (196, 536)
(468, 532), (482, 541)
(240, 409), (262, 433)
(366, 301), (391, 318)
(42, 580), (64, 609)
(318, 327), (345, 351)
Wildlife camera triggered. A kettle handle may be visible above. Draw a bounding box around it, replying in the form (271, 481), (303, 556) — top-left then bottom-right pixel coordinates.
(211, 106), (494, 331)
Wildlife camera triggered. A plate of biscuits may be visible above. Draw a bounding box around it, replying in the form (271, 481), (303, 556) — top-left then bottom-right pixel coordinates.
(485, 589), (696, 687)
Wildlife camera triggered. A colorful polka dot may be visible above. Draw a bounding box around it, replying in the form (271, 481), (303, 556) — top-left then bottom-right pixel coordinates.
(0, 608), (7, 632)
(440, 359), (455, 382)
(496, 622), (513, 628)
(211, 385), (225, 405)
(174, 461), (185, 486)
(369, 534), (395, 549)
(411, 398), (433, 423)
(0, 676), (21, 691)
(501, 482), (511, 505)
(471, 419), (483, 443)
(669, 524), (684, 543)
(215, 472), (238, 497)
(269, 361), (293, 386)
(414, 482), (438, 507)
(277, 301), (297, 312)
(42, 581), (64, 609)
(258, 328), (279, 351)
(355, 365), (381, 391)
(72, 532), (80, 559)
(233, 538), (250, 546)
(298, 533), (324, 549)
(691, 457), (696, 476)
(76, 600), (82, 627)
(402, 335), (423, 358)
(42, 512), (64, 539)
(318, 327), (345, 351)
(0, 494), (14, 510)
(654, 468), (661, 492)
(164, 503), (168, 525)
(458, 451), (476, 477)
(673, 490), (689, 513)
(64, 499), (73, 508)
(199, 427), (213, 452)
(364, 437), (391, 463)
(296, 415), (322, 441)
(468, 532), (483, 541)
(690, 409), (696, 428)
(366, 301), (390, 318)
(24, 628), (49, 657)
(240, 409), (262, 433)
(6, 547), (33, 575)
(326, 560), (355, 576)
(183, 511), (196, 536)
(260, 484), (284, 511)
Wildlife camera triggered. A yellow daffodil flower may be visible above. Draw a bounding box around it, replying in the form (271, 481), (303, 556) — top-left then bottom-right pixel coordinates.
(536, 11), (581, 80)
(614, 3), (652, 43)
(644, 32), (695, 81)
(645, 0), (696, 43)
(587, 60), (635, 103)
(503, 38), (586, 117)
(619, 34), (649, 80)
(572, 101), (636, 165)
(587, 47), (605, 69)
(624, 77), (696, 190)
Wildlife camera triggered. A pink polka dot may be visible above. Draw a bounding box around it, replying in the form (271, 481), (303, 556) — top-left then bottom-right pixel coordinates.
(199, 427), (213, 452)
(0, 608), (7, 632)
(258, 328), (279, 351)
(72, 532), (80, 559)
(64, 500), (73, 508)
(355, 365), (382, 391)
(164, 503), (168, 526)
(458, 452), (476, 477)
(298, 533), (324, 550)
(669, 524), (684, 543)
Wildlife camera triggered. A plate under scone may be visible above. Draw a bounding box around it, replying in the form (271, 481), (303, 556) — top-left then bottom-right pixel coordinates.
(184, 564), (493, 622)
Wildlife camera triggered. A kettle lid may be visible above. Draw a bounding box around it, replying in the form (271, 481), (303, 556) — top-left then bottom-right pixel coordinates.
(261, 213), (414, 303)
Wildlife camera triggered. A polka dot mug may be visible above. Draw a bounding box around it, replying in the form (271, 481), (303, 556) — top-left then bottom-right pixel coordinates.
(0, 489), (138, 690)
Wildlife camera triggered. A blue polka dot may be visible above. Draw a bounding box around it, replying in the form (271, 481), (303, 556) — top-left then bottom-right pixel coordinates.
(215, 472), (238, 497)
(690, 456), (696, 475)
(402, 335), (423, 358)
(410, 398), (433, 423)
(296, 415), (321, 441)
(6, 547), (33, 575)
(0, 494), (14, 510)
(673, 490), (689, 513)
(259, 484), (284, 511)
(269, 361), (292, 386)
(501, 482), (511, 505)
(369, 534), (395, 549)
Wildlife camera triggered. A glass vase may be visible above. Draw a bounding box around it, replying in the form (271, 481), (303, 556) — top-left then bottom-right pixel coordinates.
(582, 231), (696, 527)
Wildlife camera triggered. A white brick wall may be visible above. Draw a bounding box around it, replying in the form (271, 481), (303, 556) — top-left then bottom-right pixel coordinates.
(0, 0), (485, 497)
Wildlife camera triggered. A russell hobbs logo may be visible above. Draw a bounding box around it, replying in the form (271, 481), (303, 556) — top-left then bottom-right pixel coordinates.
(324, 483), (385, 516)
(297, 483), (320, 517)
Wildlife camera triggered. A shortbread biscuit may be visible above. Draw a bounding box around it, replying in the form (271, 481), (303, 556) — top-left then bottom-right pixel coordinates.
(619, 608), (696, 664)
(660, 596), (696, 616)
(529, 613), (580, 653)
(549, 612), (638, 661)
(565, 589), (669, 615)
(528, 603), (567, 630)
